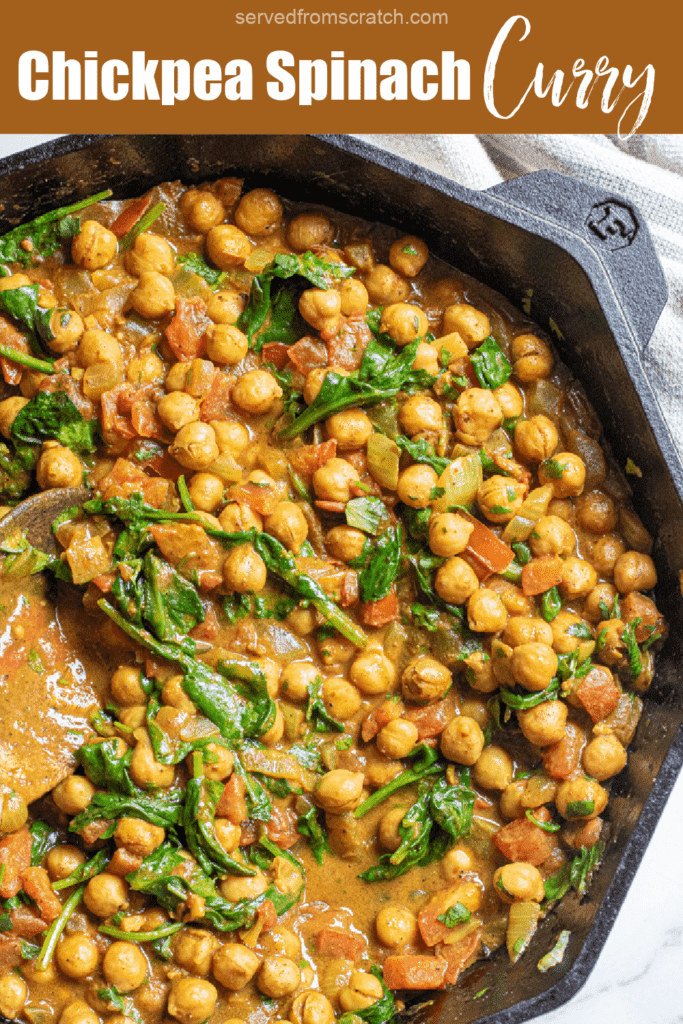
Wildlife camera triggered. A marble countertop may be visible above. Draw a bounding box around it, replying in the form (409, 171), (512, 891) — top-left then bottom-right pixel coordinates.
(0, 132), (681, 1024)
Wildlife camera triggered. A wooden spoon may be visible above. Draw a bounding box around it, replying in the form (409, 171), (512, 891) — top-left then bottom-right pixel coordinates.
(0, 487), (109, 803)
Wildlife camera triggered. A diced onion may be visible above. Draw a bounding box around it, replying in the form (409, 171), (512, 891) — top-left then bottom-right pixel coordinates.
(83, 360), (124, 400)
(367, 433), (400, 491)
(502, 483), (554, 543)
(431, 452), (483, 513)
(506, 899), (542, 963)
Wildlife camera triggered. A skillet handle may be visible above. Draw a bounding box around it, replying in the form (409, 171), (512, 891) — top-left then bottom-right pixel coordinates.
(485, 170), (667, 353)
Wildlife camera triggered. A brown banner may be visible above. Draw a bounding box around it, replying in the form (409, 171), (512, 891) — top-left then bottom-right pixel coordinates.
(0, 0), (679, 134)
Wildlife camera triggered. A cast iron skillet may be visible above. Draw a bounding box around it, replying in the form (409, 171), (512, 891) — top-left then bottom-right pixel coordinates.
(0, 134), (681, 1023)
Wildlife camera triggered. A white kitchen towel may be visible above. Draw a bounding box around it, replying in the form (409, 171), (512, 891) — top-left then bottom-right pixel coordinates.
(359, 134), (683, 463)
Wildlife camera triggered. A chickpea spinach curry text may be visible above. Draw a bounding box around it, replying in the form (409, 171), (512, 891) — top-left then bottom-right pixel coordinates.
(0, 176), (668, 1024)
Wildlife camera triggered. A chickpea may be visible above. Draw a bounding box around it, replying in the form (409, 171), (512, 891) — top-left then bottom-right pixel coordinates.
(214, 818), (241, 854)
(168, 977), (218, 1024)
(375, 903), (418, 948)
(170, 421), (219, 471)
(529, 515), (576, 558)
(299, 287), (342, 331)
(389, 235), (429, 277)
(350, 649), (396, 695)
(555, 777), (608, 820)
(575, 490), (617, 534)
(48, 308), (84, 354)
(435, 557), (479, 605)
(325, 408), (372, 451)
(36, 444), (83, 490)
(441, 716), (485, 765)
(380, 302), (429, 346)
(260, 925), (301, 960)
(412, 340), (440, 375)
(220, 871), (269, 902)
(55, 933), (99, 979)
(212, 943), (261, 989)
(207, 288), (246, 325)
(339, 971), (385, 1012)
(493, 862), (545, 903)
(59, 1001), (98, 1024)
(538, 453), (586, 499)
(83, 873), (129, 918)
(286, 212), (333, 251)
(72, 220), (117, 270)
(235, 188), (283, 235)
(280, 661), (318, 702)
(512, 643), (558, 691)
(477, 476), (525, 524)
(493, 381), (524, 421)
(440, 303), (489, 349)
(124, 232), (175, 276)
(549, 609), (589, 654)
(130, 731), (175, 788)
(315, 769), (365, 813)
(0, 975), (27, 1020)
(340, 277), (369, 315)
(397, 463), (438, 509)
(46, 843), (86, 881)
(0, 396), (29, 440)
(212, 419), (250, 457)
(322, 676), (361, 719)
(258, 956), (301, 998)
(102, 941), (148, 992)
(503, 616), (553, 648)
(454, 388), (503, 445)
(180, 189), (224, 233)
(428, 512), (473, 558)
(511, 333), (553, 381)
(326, 525), (366, 562)
(218, 506), (262, 540)
(223, 543), (267, 593)
(377, 718), (419, 759)
(205, 324), (249, 365)
(514, 415), (558, 463)
(264, 501), (308, 554)
(613, 550), (657, 594)
(595, 618), (626, 666)
(399, 394), (444, 436)
(127, 350), (164, 386)
(130, 271), (175, 319)
(232, 368), (283, 416)
(206, 224), (251, 270)
(114, 817), (165, 858)
(560, 556), (598, 600)
(467, 588), (508, 633)
(378, 805), (409, 851)
(583, 582), (618, 623)
(291, 991), (335, 1024)
(590, 535), (626, 577)
(463, 651), (498, 693)
(261, 704), (285, 747)
(441, 846), (473, 879)
(169, 929), (217, 976)
(187, 472), (225, 513)
(397, 658), (449, 708)
(365, 264), (410, 304)
(52, 774), (96, 815)
(583, 735), (627, 780)
(473, 745), (514, 790)
(313, 457), (360, 503)
(303, 366), (349, 405)
(517, 700), (568, 746)
(0, 273), (30, 290)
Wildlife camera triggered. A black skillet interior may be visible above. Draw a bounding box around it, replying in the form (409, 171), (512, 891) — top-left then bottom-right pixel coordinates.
(1, 134), (682, 1023)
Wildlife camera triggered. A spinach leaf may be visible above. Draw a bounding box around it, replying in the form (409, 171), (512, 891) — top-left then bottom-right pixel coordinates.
(354, 744), (443, 818)
(438, 902), (472, 927)
(306, 675), (345, 734)
(499, 678), (560, 710)
(395, 434), (450, 474)
(0, 442), (34, 501)
(279, 336), (436, 439)
(183, 768), (255, 878)
(622, 618), (644, 681)
(177, 252), (227, 289)
(297, 805), (330, 865)
(344, 496), (389, 535)
(543, 841), (605, 901)
(77, 737), (137, 794)
(0, 190), (111, 266)
(402, 506), (432, 541)
(0, 285), (56, 356)
(97, 986), (142, 1024)
(338, 967), (395, 1024)
(12, 391), (98, 453)
(429, 771), (475, 843)
(52, 849), (111, 891)
(469, 336), (512, 389)
(541, 585), (562, 622)
(142, 551), (205, 641)
(69, 787), (185, 836)
(410, 602), (441, 631)
(356, 524), (402, 603)
(360, 783), (434, 881)
(29, 821), (59, 866)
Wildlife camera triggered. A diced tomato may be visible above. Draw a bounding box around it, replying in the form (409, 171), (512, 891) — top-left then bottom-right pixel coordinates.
(543, 722), (585, 780)
(358, 588), (399, 627)
(326, 314), (372, 371)
(230, 482), (280, 516)
(383, 954), (448, 990)
(493, 810), (556, 866)
(199, 371), (233, 422)
(131, 395), (165, 440)
(165, 297), (211, 361)
(0, 828), (32, 899)
(266, 804), (300, 850)
(0, 316), (29, 385)
(316, 927), (366, 960)
(21, 867), (63, 923)
(461, 514), (514, 580)
(438, 932), (482, 984)
(576, 666), (621, 723)
(315, 500), (346, 513)
(261, 342), (291, 370)
(78, 819), (111, 845)
(289, 440), (337, 477)
(101, 383), (137, 439)
(288, 335), (328, 374)
(216, 774), (248, 825)
(110, 195), (152, 237)
(189, 605), (219, 642)
(9, 905), (50, 938)
(403, 702), (449, 740)
(91, 572), (116, 593)
(108, 847), (143, 876)
(361, 698), (404, 742)
(255, 898), (278, 933)
(0, 934), (26, 971)
(97, 457), (173, 509)
(339, 571), (359, 607)
(521, 555), (564, 596)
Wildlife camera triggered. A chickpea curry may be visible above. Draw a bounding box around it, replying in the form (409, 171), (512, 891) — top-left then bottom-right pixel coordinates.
(0, 174), (668, 1024)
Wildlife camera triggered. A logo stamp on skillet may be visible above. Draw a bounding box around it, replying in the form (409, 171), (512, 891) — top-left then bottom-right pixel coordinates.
(586, 201), (639, 250)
